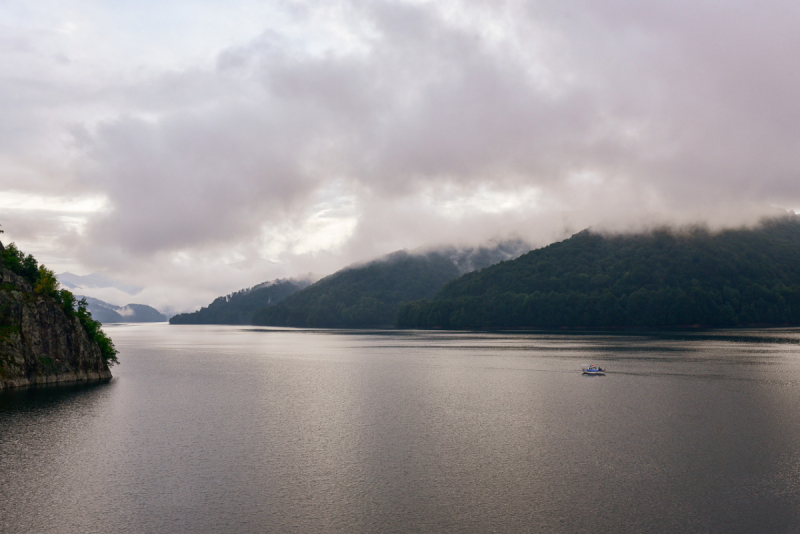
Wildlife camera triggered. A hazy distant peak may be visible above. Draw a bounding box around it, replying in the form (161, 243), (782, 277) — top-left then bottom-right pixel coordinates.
(57, 272), (142, 295)
(76, 295), (166, 323)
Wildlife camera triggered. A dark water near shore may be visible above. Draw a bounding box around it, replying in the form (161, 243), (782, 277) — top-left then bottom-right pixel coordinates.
(2, 325), (800, 533)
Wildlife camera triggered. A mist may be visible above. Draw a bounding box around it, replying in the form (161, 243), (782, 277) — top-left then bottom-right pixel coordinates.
(2, 0), (800, 312)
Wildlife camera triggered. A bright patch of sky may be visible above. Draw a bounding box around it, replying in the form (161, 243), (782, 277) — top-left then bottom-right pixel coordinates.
(0, 191), (108, 213)
(260, 189), (359, 260)
(425, 184), (542, 219)
(2, 0), (375, 72)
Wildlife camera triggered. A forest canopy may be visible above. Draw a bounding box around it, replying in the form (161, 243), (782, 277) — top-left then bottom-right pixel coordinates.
(396, 216), (800, 329)
(252, 243), (527, 328)
(252, 251), (461, 328)
(170, 279), (309, 325)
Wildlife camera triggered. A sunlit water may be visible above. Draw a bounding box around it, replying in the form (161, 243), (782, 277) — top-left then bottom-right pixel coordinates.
(2, 324), (800, 533)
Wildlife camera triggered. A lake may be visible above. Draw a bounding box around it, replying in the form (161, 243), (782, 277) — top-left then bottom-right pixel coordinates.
(2, 324), (800, 533)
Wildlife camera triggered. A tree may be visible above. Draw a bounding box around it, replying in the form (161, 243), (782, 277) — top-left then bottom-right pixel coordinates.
(34, 265), (60, 297)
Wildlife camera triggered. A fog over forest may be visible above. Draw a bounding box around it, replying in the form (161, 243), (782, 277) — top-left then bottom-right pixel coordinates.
(2, 0), (799, 313)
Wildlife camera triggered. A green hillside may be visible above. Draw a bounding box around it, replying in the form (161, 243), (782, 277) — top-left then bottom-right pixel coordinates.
(170, 279), (309, 325)
(396, 216), (800, 329)
(252, 242), (528, 328)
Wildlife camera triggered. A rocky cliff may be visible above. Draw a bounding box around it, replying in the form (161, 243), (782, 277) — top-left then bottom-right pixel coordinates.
(0, 266), (112, 389)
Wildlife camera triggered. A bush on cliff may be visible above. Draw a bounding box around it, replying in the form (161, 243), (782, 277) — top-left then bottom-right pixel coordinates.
(76, 298), (119, 366)
(1, 243), (40, 286)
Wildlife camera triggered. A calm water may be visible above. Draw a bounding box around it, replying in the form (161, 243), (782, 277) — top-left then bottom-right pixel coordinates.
(2, 325), (800, 533)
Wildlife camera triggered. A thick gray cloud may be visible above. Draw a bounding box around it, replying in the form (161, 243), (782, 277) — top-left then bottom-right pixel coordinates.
(2, 0), (800, 311)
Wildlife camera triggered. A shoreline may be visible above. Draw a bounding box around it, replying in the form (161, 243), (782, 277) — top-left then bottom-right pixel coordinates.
(0, 370), (113, 390)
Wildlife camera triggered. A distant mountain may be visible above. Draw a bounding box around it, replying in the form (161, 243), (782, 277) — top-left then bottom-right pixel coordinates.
(397, 215), (800, 329)
(169, 278), (312, 325)
(252, 240), (530, 328)
(58, 272), (142, 295)
(79, 296), (166, 323)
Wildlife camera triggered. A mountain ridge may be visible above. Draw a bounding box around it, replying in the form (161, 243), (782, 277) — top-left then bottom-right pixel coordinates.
(169, 278), (312, 325)
(396, 215), (800, 329)
(58, 272), (143, 295)
(252, 240), (530, 328)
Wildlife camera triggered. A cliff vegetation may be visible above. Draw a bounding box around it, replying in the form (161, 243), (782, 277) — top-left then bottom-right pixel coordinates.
(0, 235), (117, 388)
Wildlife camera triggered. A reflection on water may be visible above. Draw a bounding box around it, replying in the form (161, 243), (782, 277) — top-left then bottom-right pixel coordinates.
(2, 324), (800, 533)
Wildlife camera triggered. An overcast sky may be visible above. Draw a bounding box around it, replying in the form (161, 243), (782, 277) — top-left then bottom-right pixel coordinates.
(2, 0), (799, 313)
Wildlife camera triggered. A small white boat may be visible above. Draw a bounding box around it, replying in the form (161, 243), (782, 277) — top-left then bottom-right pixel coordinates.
(582, 364), (605, 375)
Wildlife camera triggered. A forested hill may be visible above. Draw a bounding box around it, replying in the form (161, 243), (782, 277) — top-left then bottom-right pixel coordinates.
(170, 278), (310, 325)
(396, 216), (800, 329)
(252, 241), (529, 328)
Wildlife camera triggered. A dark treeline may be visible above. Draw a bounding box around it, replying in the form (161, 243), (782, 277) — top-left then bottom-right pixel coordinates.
(397, 216), (800, 329)
(252, 251), (461, 327)
(170, 279), (309, 325)
(252, 242), (528, 328)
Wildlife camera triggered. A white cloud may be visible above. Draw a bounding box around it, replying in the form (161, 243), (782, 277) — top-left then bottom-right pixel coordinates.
(0, 191), (109, 213)
(3, 0), (800, 312)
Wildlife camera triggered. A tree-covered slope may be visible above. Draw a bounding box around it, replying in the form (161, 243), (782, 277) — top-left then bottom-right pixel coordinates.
(397, 216), (800, 329)
(170, 278), (310, 325)
(252, 242), (528, 328)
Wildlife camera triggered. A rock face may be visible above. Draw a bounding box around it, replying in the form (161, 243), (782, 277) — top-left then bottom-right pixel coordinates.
(0, 266), (112, 389)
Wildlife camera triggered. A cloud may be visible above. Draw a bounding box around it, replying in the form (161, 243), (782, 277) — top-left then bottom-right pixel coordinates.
(3, 0), (800, 311)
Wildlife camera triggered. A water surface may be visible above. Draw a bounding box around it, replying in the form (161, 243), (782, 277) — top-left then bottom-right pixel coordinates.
(2, 325), (800, 533)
